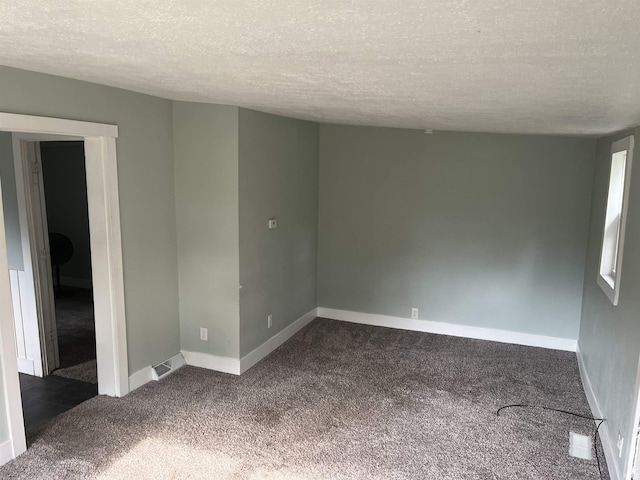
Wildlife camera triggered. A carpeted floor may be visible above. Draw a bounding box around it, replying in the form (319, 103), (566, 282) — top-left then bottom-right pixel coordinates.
(51, 288), (97, 384)
(0, 318), (607, 479)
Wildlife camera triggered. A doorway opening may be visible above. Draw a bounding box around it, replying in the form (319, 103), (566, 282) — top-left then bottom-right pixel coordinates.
(41, 141), (97, 385)
(17, 140), (98, 434)
(0, 112), (127, 465)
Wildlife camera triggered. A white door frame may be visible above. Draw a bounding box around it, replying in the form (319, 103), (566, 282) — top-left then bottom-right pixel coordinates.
(0, 113), (128, 463)
(0, 180), (27, 463)
(14, 138), (60, 376)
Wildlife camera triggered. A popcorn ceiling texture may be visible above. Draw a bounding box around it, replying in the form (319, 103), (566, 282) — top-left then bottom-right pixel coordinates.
(0, 1), (639, 135)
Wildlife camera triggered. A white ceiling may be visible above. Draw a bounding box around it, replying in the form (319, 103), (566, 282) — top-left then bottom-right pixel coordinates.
(1, 1), (639, 135)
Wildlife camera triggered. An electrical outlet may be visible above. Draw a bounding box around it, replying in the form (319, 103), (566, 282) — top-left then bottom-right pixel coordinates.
(617, 431), (624, 457)
(267, 314), (273, 328)
(200, 327), (208, 341)
(411, 308), (419, 319)
(268, 218), (278, 230)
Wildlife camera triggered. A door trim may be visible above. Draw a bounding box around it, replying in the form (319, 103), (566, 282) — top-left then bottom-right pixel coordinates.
(0, 182), (27, 462)
(16, 139), (59, 375)
(0, 113), (126, 466)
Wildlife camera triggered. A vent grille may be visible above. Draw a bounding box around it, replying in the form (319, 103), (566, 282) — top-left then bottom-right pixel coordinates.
(152, 353), (186, 381)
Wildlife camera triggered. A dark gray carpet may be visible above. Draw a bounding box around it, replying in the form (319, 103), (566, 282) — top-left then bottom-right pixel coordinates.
(51, 288), (97, 384)
(0, 318), (607, 479)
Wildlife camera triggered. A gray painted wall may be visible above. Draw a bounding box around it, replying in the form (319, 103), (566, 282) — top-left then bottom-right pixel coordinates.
(578, 126), (640, 475)
(173, 102), (240, 358)
(0, 66), (180, 374)
(41, 142), (92, 286)
(238, 108), (319, 356)
(318, 125), (595, 339)
(0, 132), (23, 270)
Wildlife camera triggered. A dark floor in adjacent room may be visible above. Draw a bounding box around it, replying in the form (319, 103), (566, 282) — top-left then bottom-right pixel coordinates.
(1, 318), (608, 479)
(19, 373), (97, 435)
(51, 287), (97, 384)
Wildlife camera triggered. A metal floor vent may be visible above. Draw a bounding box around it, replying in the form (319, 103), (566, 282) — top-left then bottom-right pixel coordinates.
(152, 353), (186, 381)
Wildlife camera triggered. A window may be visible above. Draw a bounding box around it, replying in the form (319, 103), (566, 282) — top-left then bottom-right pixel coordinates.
(598, 135), (634, 305)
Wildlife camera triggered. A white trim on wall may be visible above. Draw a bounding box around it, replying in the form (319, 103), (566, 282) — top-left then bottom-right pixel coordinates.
(128, 366), (154, 392)
(0, 182), (27, 464)
(181, 308), (319, 377)
(576, 345), (621, 480)
(0, 441), (13, 466)
(182, 351), (241, 375)
(0, 113), (118, 138)
(317, 308), (577, 352)
(83, 136), (128, 398)
(240, 308), (318, 374)
(128, 353), (187, 392)
(0, 113), (126, 467)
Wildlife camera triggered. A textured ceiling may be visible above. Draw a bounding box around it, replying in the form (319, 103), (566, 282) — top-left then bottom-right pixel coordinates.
(1, 1), (639, 135)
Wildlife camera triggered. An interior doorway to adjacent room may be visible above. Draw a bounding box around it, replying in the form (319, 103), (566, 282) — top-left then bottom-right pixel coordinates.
(40, 141), (97, 386)
(0, 112), (128, 463)
(13, 140), (99, 434)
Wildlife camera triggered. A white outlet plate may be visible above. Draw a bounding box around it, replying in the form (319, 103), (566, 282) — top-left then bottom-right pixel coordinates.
(411, 308), (419, 319)
(267, 314), (273, 328)
(268, 218), (277, 230)
(200, 327), (208, 341)
(618, 431), (624, 457)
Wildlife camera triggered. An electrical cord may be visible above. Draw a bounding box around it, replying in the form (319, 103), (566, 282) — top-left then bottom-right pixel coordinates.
(496, 404), (605, 480)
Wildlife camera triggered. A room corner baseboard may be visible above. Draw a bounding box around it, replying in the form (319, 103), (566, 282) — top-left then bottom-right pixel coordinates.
(317, 307), (577, 352)
(576, 345), (621, 480)
(0, 440), (14, 467)
(240, 308), (318, 374)
(179, 308), (318, 377)
(128, 366), (154, 392)
(181, 350), (241, 376)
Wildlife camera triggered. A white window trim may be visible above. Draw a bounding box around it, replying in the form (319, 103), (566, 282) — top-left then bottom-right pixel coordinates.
(597, 135), (634, 306)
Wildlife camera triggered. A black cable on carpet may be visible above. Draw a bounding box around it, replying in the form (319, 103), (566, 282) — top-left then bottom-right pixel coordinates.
(497, 404), (605, 480)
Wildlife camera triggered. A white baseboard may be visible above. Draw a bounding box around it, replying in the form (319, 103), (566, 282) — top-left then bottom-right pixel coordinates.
(576, 345), (621, 480)
(240, 308), (318, 374)
(60, 276), (92, 289)
(0, 440), (14, 467)
(318, 308), (577, 352)
(152, 352), (186, 381)
(129, 353), (188, 392)
(181, 308), (319, 377)
(128, 366), (154, 392)
(181, 350), (241, 375)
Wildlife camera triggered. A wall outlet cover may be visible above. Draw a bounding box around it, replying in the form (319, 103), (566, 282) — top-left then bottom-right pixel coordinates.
(617, 431), (624, 457)
(200, 327), (208, 341)
(411, 308), (419, 319)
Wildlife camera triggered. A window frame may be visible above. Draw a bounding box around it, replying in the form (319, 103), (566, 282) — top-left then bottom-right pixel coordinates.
(597, 135), (634, 306)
